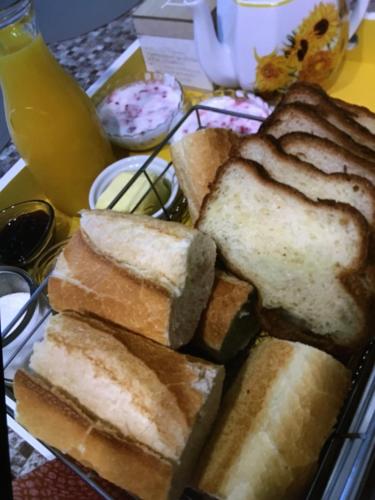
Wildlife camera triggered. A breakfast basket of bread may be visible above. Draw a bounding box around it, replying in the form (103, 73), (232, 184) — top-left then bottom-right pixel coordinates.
(4, 81), (375, 500)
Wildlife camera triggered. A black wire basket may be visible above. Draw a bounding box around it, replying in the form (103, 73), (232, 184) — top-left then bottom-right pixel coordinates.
(2, 103), (375, 500)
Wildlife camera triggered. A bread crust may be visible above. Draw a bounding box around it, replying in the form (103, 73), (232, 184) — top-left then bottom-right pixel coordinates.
(196, 338), (295, 488)
(260, 102), (375, 163)
(238, 134), (375, 231)
(48, 230), (172, 345)
(195, 271), (254, 351)
(197, 158), (373, 348)
(281, 82), (375, 153)
(195, 337), (351, 499)
(279, 132), (375, 186)
(91, 315), (217, 428)
(193, 270), (259, 363)
(14, 370), (176, 500)
(333, 98), (375, 134)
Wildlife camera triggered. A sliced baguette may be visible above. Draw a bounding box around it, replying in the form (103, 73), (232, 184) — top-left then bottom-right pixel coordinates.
(16, 312), (225, 500)
(15, 370), (176, 500)
(281, 82), (375, 153)
(238, 134), (375, 231)
(170, 128), (240, 222)
(260, 102), (375, 162)
(194, 270), (258, 362)
(197, 158), (372, 348)
(196, 337), (350, 500)
(280, 133), (375, 186)
(48, 210), (216, 349)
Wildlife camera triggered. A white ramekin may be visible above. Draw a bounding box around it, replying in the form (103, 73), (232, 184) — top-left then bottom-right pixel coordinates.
(89, 155), (179, 219)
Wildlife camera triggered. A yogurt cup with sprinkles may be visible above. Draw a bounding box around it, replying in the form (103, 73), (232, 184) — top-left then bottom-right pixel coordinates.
(172, 90), (273, 143)
(97, 72), (186, 151)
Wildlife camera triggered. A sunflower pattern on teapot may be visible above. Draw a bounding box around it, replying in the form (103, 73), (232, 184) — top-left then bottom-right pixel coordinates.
(255, 2), (349, 93)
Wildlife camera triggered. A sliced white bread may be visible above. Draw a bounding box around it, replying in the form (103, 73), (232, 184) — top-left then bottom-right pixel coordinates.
(16, 312), (225, 500)
(238, 134), (375, 232)
(281, 82), (375, 153)
(280, 133), (375, 187)
(194, 270), (257, 362)
(260, 102), (375, 163)
(170, 128), (240, 222)
(48, 210), (216, 349)
(196, 337), (350, 500)
(197, 158), (373, 349)
(333, 98), (375, 135)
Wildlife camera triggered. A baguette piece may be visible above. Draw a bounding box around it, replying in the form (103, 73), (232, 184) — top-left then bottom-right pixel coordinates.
(281, 82), (375, 153)
(15, 312), (225, 500)
(239, 134), (375, 231)
(15, 370), (175, 500)
(194, 270), (258, 362)
(48, 210), (216, 349)
(280, 133), (375, 186)
(197, 158), (372, 348)
(333, 98), (375, 135)
(170, 128), (240, 222)
(260, 102), (375, 162)
(196, 337), (351, 500)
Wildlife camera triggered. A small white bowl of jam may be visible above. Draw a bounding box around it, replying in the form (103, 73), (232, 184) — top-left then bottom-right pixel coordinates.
(97, 72), (186, 151)
(89, 155), (179, 219)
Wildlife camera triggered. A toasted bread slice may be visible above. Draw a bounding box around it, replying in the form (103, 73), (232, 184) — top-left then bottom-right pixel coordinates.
(260, 103), (375, 163)
(281, 83), (375, 153)
(238, 134), (375, 231)
(197, 158), (372, 349)
(333, 98), (375, 135)
(280, 133), (375, 186)
(170, 128), (240, 222)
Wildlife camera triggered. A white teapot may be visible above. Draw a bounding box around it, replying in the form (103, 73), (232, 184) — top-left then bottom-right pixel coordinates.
(185, 0), (370, 92)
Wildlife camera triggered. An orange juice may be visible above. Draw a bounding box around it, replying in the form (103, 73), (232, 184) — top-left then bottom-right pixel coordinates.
(0, 4), (114, 216)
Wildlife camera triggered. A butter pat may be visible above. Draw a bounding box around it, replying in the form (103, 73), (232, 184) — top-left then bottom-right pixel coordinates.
(95, 171), (170, 215)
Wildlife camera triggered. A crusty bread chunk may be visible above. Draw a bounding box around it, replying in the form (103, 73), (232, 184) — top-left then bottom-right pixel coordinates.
(196, 337), (350, 500)
(260, 102), (375, 162)
(170, 128), (240, 222)
(333, 98), (375, 135)
(194, 270), (257, 362)
(15, 369), (176, 500)
(197, 158), (372, 348)
(48, 210), (216, 349)
(239, 134), (375, 231)
(281, 82), (375, 153)
(280, 133), (375, 186)
(16, 312), (224, 500)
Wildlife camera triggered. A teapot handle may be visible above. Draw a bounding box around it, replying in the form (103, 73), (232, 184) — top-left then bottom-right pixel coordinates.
(349, 0), (370, 39)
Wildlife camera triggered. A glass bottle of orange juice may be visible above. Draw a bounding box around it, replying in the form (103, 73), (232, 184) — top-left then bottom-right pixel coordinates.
(0, 0), (114, 216)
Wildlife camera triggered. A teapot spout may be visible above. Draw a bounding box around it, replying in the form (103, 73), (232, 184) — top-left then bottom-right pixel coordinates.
(185, 0), (238, 88)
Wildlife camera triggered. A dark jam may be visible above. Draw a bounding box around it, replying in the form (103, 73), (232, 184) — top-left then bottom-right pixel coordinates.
(0, 210), (50, 266)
